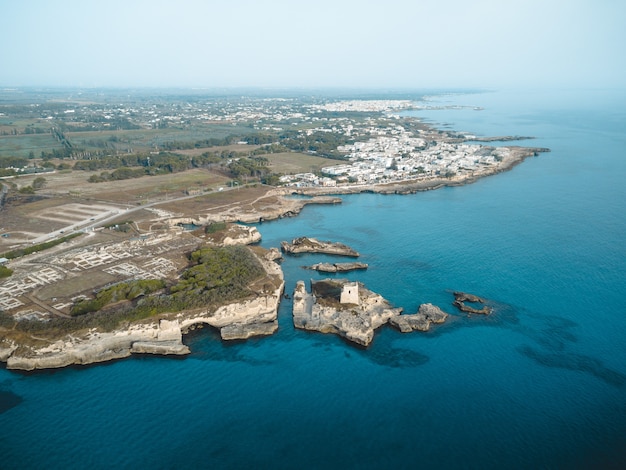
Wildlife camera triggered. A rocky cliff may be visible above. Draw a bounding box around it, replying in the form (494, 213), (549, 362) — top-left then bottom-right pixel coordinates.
(6, 320), (190, 371)
(4, 250), (284, 371)
(208, 224), (262, 246)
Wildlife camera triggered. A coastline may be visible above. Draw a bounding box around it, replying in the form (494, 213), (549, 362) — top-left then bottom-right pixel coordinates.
(285, 146), (548, 198)
(0, 131), (549, 370)
(1, 245), (284, 371)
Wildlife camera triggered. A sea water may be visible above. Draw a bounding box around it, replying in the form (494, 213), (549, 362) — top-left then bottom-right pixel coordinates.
(1, 89), (625, 469)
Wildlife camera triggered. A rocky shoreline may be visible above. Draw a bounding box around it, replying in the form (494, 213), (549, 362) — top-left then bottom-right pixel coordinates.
(1, 140), (532, 371)
(288, 146), (549, 197)
(1, 278), (496, 370)
(1, 247), (284, 371)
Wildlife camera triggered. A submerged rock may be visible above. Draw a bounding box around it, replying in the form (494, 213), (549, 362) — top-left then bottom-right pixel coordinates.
(452, 291), (492, 314)
(453, 291), (485, 303)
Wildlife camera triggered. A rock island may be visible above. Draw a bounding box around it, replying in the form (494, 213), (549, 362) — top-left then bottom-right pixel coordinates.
(292, 279), (401, 346)
(281, 237), (360, 257)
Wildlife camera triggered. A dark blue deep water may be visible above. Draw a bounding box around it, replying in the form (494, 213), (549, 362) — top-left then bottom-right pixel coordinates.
(1, 89), (625, 469)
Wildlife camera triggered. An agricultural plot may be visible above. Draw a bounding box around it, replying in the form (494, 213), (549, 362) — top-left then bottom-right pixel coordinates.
(67, 124), (256, 153)
(0, 134), (62, 157)
(32, 203), (122, 226)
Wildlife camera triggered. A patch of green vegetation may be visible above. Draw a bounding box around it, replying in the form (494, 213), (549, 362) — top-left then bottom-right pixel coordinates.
(168, 245), (265, 304)
(0, 265), (13, 278)
(278, 129), (353, 159)
(0, 156), (28, 169)
(0, 134), (62, 158)
(71, 279), (166, 316)
(1, 233), (82, 260)
(0, 168), (17, 177)
(311, 280), (343, 308)
(102, 220), (133, 229)
(205, 222), (227, 234)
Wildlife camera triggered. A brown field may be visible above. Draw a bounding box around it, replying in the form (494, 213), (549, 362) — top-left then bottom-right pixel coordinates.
(0, 151), (335, 251)
(0, 168), (230, 248)
(12, 168), (230, 204)
(157, 184), (271, 217)
(37, 271), (118, 300)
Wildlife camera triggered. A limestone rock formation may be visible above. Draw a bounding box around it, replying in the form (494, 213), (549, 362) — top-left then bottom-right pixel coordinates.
(6, 320), (191, 371)
(281, 237), (360, 257)
(176, 253), (284, 341)
(0, 342), (17, 362)
(220, 320), (278, 340)
(292, 279), (401, 347)
(304, 262), (368, 273)
(264, 247), (283, 262)
(200, 223), (261, 246)
(220, 225), (262, 246)
(389, 303), (448, 332)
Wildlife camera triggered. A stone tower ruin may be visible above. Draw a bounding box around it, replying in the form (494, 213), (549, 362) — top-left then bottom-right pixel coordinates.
(340, 282), (359, 305)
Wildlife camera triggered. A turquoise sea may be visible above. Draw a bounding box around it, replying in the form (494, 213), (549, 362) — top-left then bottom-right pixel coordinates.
(1, 89), (625, 469)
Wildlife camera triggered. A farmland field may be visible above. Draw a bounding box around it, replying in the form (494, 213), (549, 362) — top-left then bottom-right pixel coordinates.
(0, 134), (62, 157)
(67, 124), (257, 152)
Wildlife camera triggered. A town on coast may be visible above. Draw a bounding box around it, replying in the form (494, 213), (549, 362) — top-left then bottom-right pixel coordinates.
(0, 90), (549, 370)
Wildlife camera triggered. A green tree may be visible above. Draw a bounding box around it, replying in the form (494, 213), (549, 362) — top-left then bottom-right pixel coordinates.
(18, 186), (34, 194)
(0, 265), (13, 278)
(32, 176), (47, 190)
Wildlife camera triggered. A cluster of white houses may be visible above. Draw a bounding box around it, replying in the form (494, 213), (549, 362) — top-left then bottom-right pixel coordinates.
(306, 100), (415, 113)
(281, 130), (508, 188)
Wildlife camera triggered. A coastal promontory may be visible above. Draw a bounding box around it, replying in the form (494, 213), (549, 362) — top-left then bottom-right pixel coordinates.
(0, 230), (284, 370)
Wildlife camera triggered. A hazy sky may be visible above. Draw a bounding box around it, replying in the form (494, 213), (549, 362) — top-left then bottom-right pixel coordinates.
(2, 0), (624, 89)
